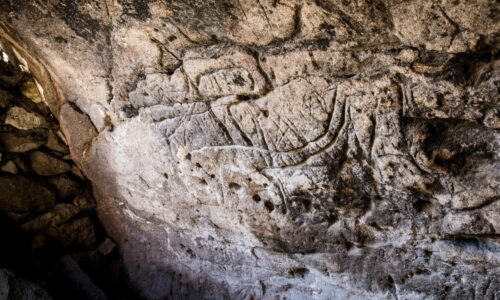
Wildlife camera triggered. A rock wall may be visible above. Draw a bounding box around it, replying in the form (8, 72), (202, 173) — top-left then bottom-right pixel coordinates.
(0, 44), (127, 299)
(0, 1), (498, 299)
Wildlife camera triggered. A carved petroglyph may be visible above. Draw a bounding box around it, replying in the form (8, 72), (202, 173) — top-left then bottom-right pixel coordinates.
(4, 0), (499, 299)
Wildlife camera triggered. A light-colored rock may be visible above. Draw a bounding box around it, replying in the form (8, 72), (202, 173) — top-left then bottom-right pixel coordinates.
(30, 151), (71, 176)
(4, 106), (47, 130)
(0, 160), (18, 174)
(20, 79), (42, 103)
(391, 1), (456, 51)
(59, 103), (97, 168)
(1, 1), (499, 299)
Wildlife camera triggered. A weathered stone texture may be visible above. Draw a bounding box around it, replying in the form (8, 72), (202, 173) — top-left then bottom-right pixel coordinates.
(0, 44), (123, 299)
(0, 0), (498, 299)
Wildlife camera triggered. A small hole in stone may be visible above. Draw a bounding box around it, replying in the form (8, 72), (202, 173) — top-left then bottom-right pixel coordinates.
(252, 194), (261, 202)
(55, 36), (67, 43)
(301, 199), (312, 211)
(185, 153), (191, 161)
(209, 174), (215, 179)
(228, 182), (241, 190)
(238, 95), (252, 101)
(200, 179), (207, 185)
(385, 275), (395, 289)
(195, 163), (202, 168)
(264, 201), (274, 212)
(413, 199), (431, 212)
(326, 214), (337, 225)
(288, 267), (309, 278)
(185, 248), (196, 258)
(262, 110), (269, 117)
(163, 173), (169, 179)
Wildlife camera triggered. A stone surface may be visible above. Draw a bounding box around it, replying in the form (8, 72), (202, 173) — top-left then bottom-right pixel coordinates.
(0, 269), (53, 300)
(59, 103), (97, 168)
(0, 175), (55, 213)
(47, 175), (82, 200)
(73, 194), (95, 210)
(0, 42), (118, 299)
(0, 89), (12, 108)
(48, 256), (108, 300)
(45, 130), (68, 153)
(0, 160), (17, 174)
(0, 132), (44, 153)
(98, 238), (116, 257)
(20, 80), (42, 103)
(4, 106), (47, 130)
(21, 203), (80, 233)
(46, 217), (96, 249)
(30, 151), (71, 176)
(1, 1), (499, 299)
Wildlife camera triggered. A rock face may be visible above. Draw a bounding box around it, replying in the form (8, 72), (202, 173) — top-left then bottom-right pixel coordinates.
(0, 269), (53, 300)
(1, 1), (499, 299)
(0, 48), (127, 299)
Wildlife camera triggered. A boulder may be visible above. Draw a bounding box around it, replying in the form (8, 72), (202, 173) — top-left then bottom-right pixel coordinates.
(73, 194), (95, 210)
(30, 151), (71, 176)
(46, 217), (96, 249)
(0, 175), (55, 212)
(98, 238), (116, 257)
(0, 160), (17, 174)
(47, 175), (82, 200)
(20, 79), (42, 103)
(59, 103), (97, 168)
(0, 132), (44, 152)
(21, 203), (80, 233)
(45, 130), (68, 153)
(4, 106), (47, 130)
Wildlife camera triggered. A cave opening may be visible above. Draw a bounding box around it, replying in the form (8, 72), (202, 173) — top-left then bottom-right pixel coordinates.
(0, 38), (134, 300)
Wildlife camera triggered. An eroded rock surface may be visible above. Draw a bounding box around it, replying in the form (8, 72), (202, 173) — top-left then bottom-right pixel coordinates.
(1, 1), (498, 299)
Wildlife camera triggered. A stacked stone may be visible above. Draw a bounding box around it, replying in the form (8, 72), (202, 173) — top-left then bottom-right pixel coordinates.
(0, 48), (117, 298)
